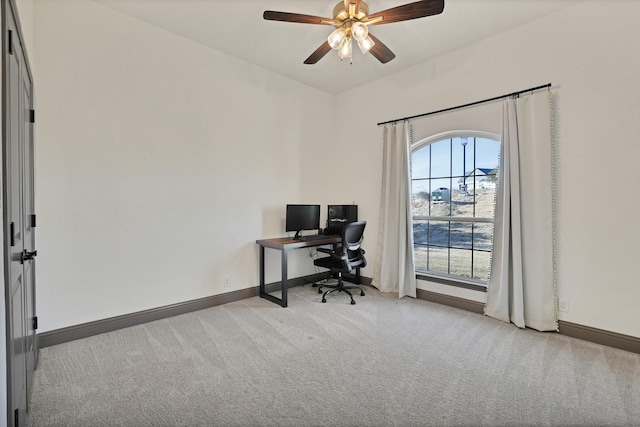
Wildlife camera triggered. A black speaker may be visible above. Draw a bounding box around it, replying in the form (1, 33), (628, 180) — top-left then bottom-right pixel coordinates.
(327, 205), (358, 235)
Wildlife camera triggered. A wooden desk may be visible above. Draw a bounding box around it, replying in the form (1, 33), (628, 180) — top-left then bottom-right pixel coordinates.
(256, 235), (341, 307)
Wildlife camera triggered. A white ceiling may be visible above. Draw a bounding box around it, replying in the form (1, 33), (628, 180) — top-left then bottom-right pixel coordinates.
(92, 0), (582, 95)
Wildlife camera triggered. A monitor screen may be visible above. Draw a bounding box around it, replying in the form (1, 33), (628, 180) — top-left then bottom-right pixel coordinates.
(327, 204), (358, 235)
(286, 204), (320, 238)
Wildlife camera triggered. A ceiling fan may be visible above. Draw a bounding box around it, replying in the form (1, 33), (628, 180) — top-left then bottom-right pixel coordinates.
(263, 0), (445, 64)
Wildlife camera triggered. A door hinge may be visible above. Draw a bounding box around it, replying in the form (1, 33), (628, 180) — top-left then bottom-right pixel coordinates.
(29, 109), (35, 124)
(8, 30), (13, 55)
(33, 316), (38, 330)
(30, 214), (36, 228)
(10, 222), (15, 247)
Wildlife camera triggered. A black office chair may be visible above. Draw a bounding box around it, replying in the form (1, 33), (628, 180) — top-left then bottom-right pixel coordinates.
(314, 221), (367, 305)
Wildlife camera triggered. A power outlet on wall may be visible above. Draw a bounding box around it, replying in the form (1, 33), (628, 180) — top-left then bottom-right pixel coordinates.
(558, 298), (569, 313)
(224, 277), (231, 289)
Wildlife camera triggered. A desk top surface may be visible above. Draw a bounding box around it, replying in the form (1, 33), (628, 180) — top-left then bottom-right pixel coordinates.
(256, 235), (341, 250)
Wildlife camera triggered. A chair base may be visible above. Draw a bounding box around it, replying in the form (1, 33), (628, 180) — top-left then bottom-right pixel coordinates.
(315, 274), (365, 305)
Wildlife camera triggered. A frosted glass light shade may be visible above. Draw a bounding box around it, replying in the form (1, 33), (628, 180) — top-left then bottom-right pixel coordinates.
(357, 35), (375, 54)
(328, 28), (347, 49)
(339, 37), (352, 59)
(351, 22), (368, 41)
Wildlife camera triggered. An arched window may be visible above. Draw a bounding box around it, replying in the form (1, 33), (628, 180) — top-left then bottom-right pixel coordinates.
(411, 131), (500, 284)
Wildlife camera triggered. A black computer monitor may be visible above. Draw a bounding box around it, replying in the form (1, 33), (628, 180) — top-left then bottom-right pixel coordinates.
(286, 204), (320, 239)
(327, 204), (358, 235)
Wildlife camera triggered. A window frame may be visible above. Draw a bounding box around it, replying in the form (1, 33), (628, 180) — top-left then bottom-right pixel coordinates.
(411, 130), (500, 291)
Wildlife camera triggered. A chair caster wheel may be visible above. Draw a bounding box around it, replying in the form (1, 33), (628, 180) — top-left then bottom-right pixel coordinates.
(360, 291), (365, 296)
(322, 299), (327, 303)
(350, 300), (356, 305)
(318, 289), (323, 294)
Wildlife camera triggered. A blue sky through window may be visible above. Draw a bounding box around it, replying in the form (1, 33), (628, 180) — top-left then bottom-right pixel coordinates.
(412, 137), (500, 185)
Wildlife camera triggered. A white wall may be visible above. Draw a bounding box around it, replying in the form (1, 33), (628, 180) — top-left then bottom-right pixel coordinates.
(325, 0), (640, 337)
(31, 0), (640, 339)
(33, 0), (333, 332)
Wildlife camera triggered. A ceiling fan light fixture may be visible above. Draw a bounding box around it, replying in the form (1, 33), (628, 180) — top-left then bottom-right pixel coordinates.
(264, 0), (444, 65)
(328, 27), (347, 49)
(351, 21), (368, 41)
(357, 35), (375, 54)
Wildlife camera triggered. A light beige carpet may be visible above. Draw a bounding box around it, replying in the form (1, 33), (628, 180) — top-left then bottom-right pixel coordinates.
(27, 285), (640, 426)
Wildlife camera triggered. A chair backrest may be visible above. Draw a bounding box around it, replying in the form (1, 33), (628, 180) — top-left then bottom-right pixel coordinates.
(341, 221), (367, 270)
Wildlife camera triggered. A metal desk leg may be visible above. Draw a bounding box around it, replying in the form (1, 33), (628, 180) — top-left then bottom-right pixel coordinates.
(281, 249), (288, 307)
(259, 245), (266, 297)
(258, 245), (288, 308)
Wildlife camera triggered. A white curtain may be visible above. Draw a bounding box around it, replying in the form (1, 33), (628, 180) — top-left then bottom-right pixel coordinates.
(484, 90), (557, 331)
(373, 121), (417, 298)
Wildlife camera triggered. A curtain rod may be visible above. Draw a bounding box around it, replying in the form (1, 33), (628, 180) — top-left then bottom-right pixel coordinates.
(377, 83), (552, 126)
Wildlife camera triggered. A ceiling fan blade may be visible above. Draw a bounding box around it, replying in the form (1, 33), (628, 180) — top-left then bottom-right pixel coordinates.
(368, 34), (396, 64)
(304, 42), (333, 65)
(263, 11), (335, 25)
(368, 0), (444, 25)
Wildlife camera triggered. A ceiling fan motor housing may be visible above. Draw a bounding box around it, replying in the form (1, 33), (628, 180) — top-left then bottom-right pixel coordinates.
(332, 1), (369, 24)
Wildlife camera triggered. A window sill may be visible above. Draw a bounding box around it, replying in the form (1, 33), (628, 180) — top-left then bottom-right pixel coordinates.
(415, 272), (487, 293)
